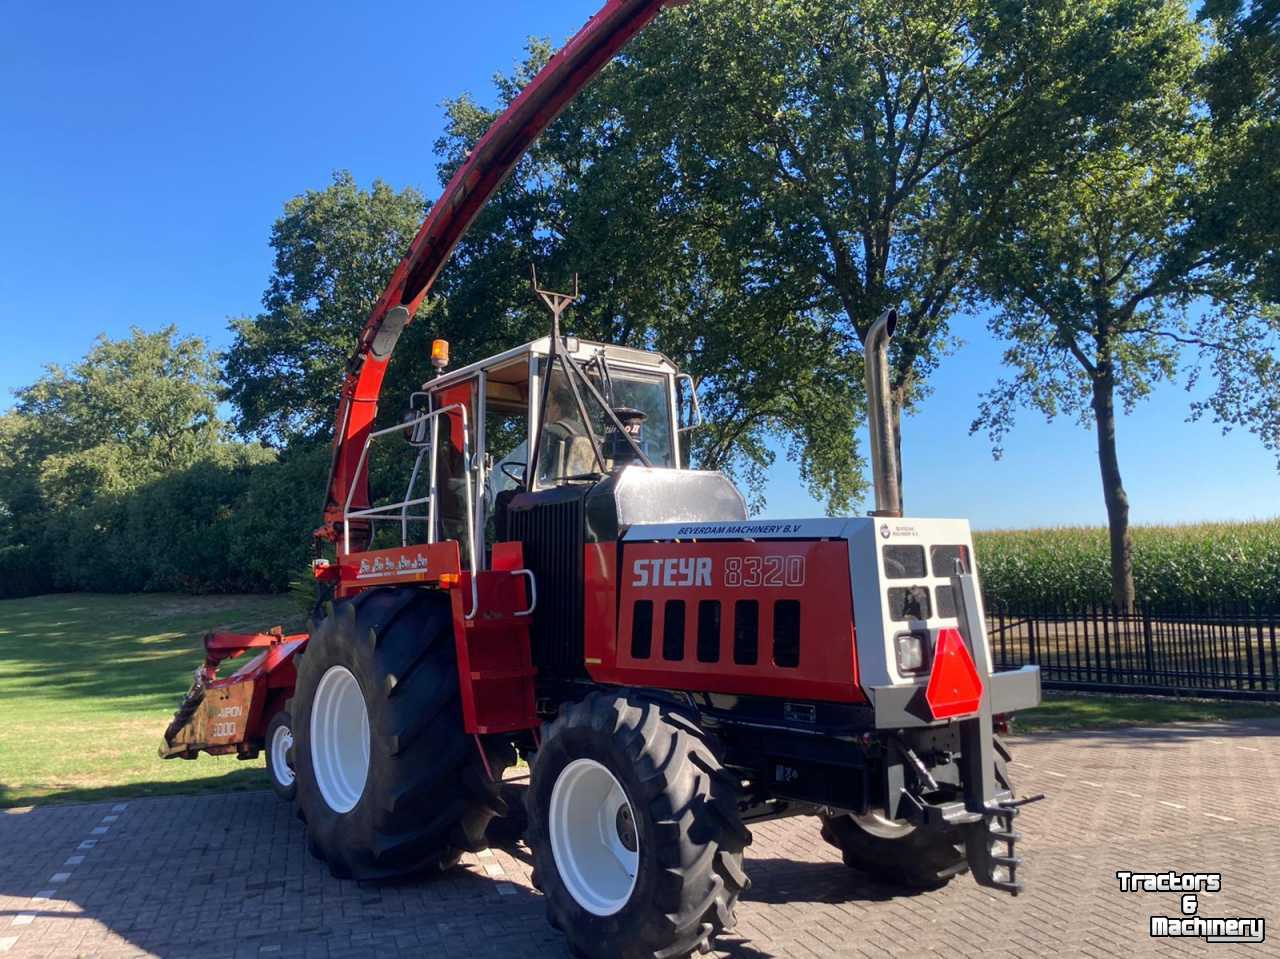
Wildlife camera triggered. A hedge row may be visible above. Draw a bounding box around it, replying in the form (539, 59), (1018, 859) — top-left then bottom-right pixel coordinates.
(1, 446), (329, 599)
(974, 520), (1280, 610)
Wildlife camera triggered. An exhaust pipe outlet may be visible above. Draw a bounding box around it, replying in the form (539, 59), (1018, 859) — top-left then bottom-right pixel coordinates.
(864, 308), (901, 517)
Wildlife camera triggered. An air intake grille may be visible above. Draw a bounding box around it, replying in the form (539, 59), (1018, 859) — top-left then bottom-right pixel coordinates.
(507, 493), (586, 679)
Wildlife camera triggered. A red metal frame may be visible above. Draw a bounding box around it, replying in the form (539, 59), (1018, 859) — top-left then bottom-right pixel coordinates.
(319, 0), (684, 550)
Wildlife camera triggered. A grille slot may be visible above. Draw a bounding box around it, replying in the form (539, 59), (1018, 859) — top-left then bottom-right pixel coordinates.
(507, 491), (587, 678)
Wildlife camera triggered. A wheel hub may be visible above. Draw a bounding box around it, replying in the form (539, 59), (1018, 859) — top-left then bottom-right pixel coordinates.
(309, 665), (370, 814)
(270, 722), (295, 788)
(615, 804), (637, 852)
(549, 758), (639, 916)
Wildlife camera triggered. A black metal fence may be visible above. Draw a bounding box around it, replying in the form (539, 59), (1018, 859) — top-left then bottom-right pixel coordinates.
(985, 602), (1280, 700)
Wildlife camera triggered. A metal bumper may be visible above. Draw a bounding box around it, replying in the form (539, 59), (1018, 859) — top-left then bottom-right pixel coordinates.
(869, 665), (1040, 729)
(869, 572), (1044, 894)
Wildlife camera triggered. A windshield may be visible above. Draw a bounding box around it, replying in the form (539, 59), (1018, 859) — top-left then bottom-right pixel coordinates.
(533, 357), (675, 488)
(586, 366), (675, 469)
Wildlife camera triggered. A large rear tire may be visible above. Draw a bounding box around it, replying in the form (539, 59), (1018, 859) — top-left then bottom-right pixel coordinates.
(820, 738), (1016, 890)
(526, 692), (750, 959)
(292, 587), (512, 880)
(818, 812), (967, 890)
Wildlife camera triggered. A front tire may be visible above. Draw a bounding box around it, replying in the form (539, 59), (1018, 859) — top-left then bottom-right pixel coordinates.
(527, 692), (750, 959)
(292, 587), (512, 880)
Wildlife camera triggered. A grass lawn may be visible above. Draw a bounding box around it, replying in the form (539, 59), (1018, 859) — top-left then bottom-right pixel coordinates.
(1014, 690), (1280, 732)
(0, 592), (300, 808)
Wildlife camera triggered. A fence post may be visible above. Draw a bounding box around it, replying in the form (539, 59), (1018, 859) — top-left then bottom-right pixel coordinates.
(1271, 609), (1279, 694)
(1244, 601), (1257, 691)
(1152, 606), (1162, 686)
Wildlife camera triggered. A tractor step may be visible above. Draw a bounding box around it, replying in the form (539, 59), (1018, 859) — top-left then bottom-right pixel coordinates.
(966, 794), (1044, 896)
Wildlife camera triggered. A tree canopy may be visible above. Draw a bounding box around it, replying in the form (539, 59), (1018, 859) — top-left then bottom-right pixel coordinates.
(4, 326), (228, 513)
(417, 0), (1185, 511)
(1197, 0), (1280, 301)
(223, 172), (433, 445)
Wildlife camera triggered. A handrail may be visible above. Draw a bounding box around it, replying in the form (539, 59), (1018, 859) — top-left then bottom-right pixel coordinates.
(341, 402), (481, 619)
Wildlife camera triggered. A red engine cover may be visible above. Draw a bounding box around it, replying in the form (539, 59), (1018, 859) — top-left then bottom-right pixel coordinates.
(591, 539), (866, 703)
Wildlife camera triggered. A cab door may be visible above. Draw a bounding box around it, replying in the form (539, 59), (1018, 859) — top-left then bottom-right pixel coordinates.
(430, 378), (479, 569)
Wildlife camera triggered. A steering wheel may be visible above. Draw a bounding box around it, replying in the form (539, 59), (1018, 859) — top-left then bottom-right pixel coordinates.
(501, 462), (527, 485)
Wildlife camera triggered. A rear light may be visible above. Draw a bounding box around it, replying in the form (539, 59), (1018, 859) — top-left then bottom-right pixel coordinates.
(894, 630), (930, 674)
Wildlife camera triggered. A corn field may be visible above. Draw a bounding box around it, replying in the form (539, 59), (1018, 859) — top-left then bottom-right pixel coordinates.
(974, 519), (1280, 610)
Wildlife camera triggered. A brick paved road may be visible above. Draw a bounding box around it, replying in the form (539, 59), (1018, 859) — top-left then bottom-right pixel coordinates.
(2, 721), (1277, 958)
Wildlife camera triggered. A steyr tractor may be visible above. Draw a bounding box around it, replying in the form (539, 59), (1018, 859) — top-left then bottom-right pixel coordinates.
(160, 2), (1043, 957)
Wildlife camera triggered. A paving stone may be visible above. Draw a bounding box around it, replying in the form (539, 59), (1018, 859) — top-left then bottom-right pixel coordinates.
(0, 721), (1275, 957)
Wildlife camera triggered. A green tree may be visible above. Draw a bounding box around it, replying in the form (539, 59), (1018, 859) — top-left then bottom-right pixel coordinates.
(1198, 0), (1280, 300)
(970, 0), (1280, 607)
(223, 171), (433, 445)
(10, 326), (226, 510)
(431, 41), (865, 510)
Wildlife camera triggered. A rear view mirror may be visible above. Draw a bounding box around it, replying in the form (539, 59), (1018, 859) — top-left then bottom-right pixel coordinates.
(677, 373), (703, 431)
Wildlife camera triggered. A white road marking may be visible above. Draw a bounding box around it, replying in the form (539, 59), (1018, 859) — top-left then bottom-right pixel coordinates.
(1080, 780), (1103, 788)
(1236, 746), (1261, 753)
(1042, 770), (1067, 779)
(2, 800), (128, 955)
(1204, 813), (1236, 822)
(476, 848), (495, 859)
(1159, 800), (1186, 810)
(495, 882), (518, 896)
(1009, 761), (1033, 768)
(1117, 790), (1142, 799)
(482, 862), (505, 878)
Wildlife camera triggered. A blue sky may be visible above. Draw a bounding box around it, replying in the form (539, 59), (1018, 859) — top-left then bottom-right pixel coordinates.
(2, 1), (1275, 529)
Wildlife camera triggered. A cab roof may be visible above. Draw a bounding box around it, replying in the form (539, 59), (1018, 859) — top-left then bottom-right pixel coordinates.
(423, 336), (678, 393)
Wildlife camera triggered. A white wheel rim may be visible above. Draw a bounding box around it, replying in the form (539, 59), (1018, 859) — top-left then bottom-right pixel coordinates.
(270, 722), (295, 788)
(549, 758), (639, 916)
(854, 809), (915, 839)
(309, 666), (370, 814)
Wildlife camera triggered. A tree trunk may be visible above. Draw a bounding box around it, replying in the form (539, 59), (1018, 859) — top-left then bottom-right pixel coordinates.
(1090, 365), (1136, 609)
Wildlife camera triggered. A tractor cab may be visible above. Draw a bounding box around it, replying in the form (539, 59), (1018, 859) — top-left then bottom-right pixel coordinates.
(419, 334), (688, 566)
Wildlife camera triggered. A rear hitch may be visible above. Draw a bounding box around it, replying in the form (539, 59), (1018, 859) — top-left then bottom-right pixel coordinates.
(964, 794), (1045, 896)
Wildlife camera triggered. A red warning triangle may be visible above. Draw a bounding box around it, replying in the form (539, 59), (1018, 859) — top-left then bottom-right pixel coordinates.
(925, 628), (984, 720)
